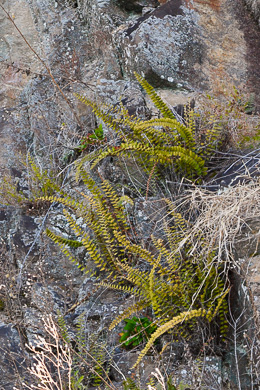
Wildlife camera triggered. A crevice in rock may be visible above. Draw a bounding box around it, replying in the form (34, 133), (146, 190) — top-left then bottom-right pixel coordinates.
(232, 0), (260, 111)
(115, 0), (159, 14)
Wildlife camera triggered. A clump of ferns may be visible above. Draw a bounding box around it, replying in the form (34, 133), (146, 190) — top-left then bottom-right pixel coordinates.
(57, 312), (111, 388)
(0, 153), (63, 213)
(75, 73), (223, 185)
(41, 172), (229, 368)
(105, 212), (229, 367)
(41, 168), (137, 280)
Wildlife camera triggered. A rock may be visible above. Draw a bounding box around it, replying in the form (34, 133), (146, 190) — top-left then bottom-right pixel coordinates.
(0, 322), (30, 390)
(115, 0), (159, 13)
(23, 307), (46, 346)
(111, 351), (155, 384)
(244, 0), (260, 26)
(246, 255), (260, 313)
(115, 0), (205, 89)
(75, 278), (130, 328)
(0, 0), (260, 388)
(206, 151), (260, 192)
(30, 282), (66, 312)
(134, 197), (168, 241)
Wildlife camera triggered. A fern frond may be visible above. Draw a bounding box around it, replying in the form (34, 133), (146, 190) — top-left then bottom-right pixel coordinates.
(118, 262), (150, 290)
(47, 232), (86, 273)
(74, 93), (121, 133)
(132, 309), (207, 368)
(133, 118), (196, 150)
(109, 299), (149, 330)
(148, 255), (162, 315)
(27, 153), (63, 197)
(45, 228), (83, 248)
(100, 179), (128, 227)
(63, 209), (105, 269)
(91, 141), (206, 176)
(57, 311), (71, 344)
(38, 195), (85, 213)
(75, 313), (86, 354)
(113, 230), (168, 274)
(134, 72), (175, 119)
(97, 281), (140, 296)
(207, 287), (230, 322)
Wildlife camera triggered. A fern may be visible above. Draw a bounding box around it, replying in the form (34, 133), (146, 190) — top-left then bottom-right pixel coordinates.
(0, 153), (64, 208)
(57, 310), (71, 344)
(43, 170), (132, 280)
(134, 72), (175, 119)
(45, 228), (83, 248)
(132, 309), (207, 368)
(42, 170), (229, 368)
(75, 75), (212, 181)
(106, 203), (229, 364)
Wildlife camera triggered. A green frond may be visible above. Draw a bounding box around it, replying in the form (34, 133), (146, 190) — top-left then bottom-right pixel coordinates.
(133, 118), (196, 150)
(151, 236), (171, 258)
(132, 309), (207, 368)
(91, 141), (206, 176)
(57, 311), (71, 344)
(149, 255), (162, 315)
(98, 281), (140, 296)
(47, 233), (85, 273)
(207, 288), (230, 322)
(38, 195), (84, 213)
(0, 176), (26, 205)
(27, 153), (63, 197)
(75, 313), (87, 354)
(118, 262), (150, 290)
(113, 230), (168, 274)
(63, 209), (105, 268)
(134, 72), (175, 119)
(45, 228), (83, 248)
(109, 299), (150, 330)
(100, 179), (128, 227)
(74, 93), (121, 133)
(123, 378), (141, 390)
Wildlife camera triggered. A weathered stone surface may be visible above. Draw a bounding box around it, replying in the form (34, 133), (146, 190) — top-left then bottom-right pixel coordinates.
(111, 352), (155, 383)
(114, 0), (205, 89)
(246, 255), (260, 313)
(0, 0), (260, 178)
(244, 0), (260, 25)
(0, 0), (41, 108)
(235, 217), (260, 259)
(0, 322), (30, 390)
(115, 0), (159, 13)
(0, 0), (260, 388)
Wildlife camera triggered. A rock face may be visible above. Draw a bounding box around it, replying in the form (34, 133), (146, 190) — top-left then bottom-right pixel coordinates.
(0, 0), (260, 388)
(244, 0), (260, 25)
(0, 322), (30, 390)
(0, 0), (259, 174)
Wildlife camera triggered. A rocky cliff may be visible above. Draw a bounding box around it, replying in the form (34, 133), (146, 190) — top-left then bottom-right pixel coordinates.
(0, 0), (259, 389)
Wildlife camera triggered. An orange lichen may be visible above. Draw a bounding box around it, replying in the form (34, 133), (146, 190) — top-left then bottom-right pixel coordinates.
(192, 0), (222, 11)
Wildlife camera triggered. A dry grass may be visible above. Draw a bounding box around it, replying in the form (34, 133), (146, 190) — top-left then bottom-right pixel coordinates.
(169, 178), (260, 266)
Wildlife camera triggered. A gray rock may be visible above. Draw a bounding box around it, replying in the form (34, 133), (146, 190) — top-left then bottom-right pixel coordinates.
(0, 0), (260, 388)
(0, 322), (30, 390)
(115, 1), (205, 89)
(244, 0), (260, 26)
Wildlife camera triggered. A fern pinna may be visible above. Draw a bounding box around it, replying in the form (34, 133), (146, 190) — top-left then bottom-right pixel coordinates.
(75, 73), (210, 180)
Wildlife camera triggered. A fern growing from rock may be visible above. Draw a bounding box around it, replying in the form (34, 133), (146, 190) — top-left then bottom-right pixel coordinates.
(75, 73), (223, 181)
(41, 169), (229, 367)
